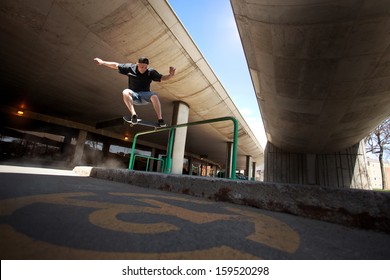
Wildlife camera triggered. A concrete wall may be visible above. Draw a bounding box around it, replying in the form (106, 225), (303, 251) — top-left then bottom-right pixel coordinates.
(74, 166), (390, 233)
(264, 140), (370, 189)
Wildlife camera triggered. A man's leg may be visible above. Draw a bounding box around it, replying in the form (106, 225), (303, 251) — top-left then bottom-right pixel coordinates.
(122, 89), (137, 116)
(150, 94), (163, 120)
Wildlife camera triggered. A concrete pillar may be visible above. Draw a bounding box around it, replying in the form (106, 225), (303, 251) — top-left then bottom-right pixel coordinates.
(210, 164), (216, 177)
(72, 130), (87, 166)
(187, 157), (193, 175)
(245, 155), (251, 179)
(225, 142), (233, 178)
(252, 161), (256, 180)
(171, 101), (190, 174)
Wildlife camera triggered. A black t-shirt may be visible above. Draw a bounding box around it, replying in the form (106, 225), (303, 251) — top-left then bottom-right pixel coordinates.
(118, 63), (162, 92)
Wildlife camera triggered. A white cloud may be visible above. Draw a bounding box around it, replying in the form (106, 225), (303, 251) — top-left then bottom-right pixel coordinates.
(240, 107), (254, 117)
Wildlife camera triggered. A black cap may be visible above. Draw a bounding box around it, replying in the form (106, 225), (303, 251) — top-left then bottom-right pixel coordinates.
(138, 57), (149, 64)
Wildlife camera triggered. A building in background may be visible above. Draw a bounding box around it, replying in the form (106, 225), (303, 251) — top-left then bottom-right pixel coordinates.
(367, 157), (390, 190)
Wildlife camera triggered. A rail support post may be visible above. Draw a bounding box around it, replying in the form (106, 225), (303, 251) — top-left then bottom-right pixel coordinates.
(129, 116), (238, 179)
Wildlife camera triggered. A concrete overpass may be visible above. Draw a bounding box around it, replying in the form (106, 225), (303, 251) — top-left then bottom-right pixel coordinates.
(0, 0), (263, 177)
(231, 0), (390, 188)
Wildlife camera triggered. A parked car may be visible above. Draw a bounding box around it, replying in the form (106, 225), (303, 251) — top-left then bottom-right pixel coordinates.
(235, 173), (248, 180)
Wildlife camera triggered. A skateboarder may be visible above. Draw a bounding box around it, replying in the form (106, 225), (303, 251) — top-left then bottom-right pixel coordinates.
(94, 57), (176, 127)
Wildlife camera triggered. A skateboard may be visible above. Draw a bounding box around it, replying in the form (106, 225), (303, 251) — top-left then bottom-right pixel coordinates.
(123, 116), (161, 128)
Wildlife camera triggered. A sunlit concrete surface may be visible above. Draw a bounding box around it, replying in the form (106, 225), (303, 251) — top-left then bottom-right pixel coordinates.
(0, 165), (84, 176)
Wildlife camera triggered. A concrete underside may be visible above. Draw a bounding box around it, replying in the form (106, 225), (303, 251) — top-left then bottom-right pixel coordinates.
(74, 166), (390, 233)
(0, 0), (263, 170)
(231, 0), (390, 153)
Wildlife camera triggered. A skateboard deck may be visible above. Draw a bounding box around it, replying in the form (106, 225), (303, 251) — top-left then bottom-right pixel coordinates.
(123, 116), (160, 128)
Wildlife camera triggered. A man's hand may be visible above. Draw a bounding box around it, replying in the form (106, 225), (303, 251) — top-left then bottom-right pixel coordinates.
(94, 57), (104, 65)
(93, 58), (119, 69)
(169, 66), (176, 76)
(161, 66), (176, 81)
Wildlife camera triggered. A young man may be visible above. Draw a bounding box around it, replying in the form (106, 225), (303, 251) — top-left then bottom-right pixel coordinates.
(94, 57), (176, 127)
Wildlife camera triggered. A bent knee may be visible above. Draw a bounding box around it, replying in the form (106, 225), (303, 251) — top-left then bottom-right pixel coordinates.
(122, 89), (134, 98)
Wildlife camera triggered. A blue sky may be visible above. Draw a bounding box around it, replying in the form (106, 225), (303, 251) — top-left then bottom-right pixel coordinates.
(168, 0), (267, 148)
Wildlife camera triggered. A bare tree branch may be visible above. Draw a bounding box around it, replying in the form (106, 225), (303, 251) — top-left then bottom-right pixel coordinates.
(365, 117), (390, 190)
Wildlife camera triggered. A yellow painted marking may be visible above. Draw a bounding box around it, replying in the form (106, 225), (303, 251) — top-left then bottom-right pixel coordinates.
(89, 197), (234, 233)
(138, 198), (235, 224)
(0, 191), (301, 258)
(89, 207), (179, 234)
(112, 192), (213, 204)
(0, 192), (96, 215)
(0, 225), (259, 260)
(226, 207), (300, 253)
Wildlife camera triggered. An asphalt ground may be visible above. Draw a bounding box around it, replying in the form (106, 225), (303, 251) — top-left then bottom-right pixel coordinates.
(0, 165), (389, 260)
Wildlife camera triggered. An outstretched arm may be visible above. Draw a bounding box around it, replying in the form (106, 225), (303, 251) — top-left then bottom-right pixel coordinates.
(161, 66), (176, 81)
(94, 58), (119, 70)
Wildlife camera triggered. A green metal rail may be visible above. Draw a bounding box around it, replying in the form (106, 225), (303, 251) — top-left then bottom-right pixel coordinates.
(128, 116), (238, 179)
(134, 154), (165, 172)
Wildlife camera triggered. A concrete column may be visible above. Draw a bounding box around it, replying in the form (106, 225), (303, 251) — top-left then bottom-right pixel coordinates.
(187, 157), (193, 175)
(210, 165), (216, 177)
(252, 161), (256, 180)
(72, 130), (87, 166)
(225, 142), (233, 178)
(245, 155), (251, 179)
(171, 101), (190, 174)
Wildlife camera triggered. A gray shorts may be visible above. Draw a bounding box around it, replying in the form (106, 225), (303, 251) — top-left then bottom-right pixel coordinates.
(130, 90), (156, 105)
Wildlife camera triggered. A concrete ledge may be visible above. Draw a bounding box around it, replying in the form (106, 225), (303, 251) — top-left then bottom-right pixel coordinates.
(74, 167), (390, 233)
(73, 166), (94, 176)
